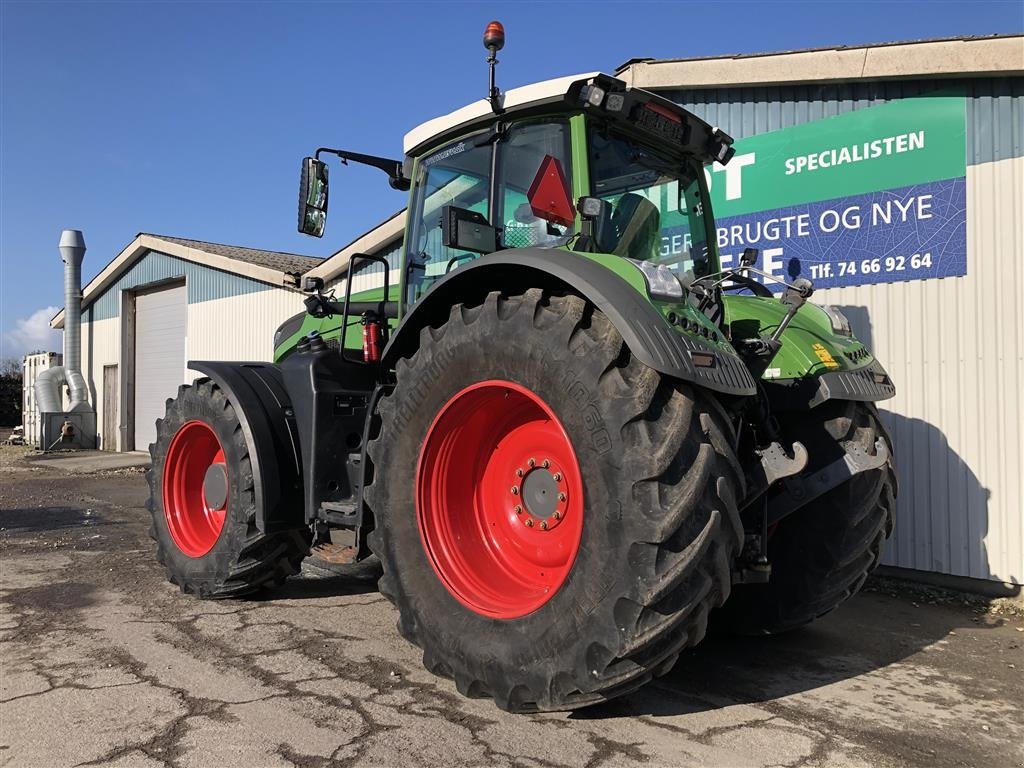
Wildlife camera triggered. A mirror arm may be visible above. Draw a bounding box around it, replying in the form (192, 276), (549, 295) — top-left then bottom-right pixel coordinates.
(315, 147), (410, 191)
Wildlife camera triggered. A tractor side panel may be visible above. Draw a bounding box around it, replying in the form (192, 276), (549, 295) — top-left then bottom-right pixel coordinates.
(188, 361), (305, 533)
(382, 249), (758, 398)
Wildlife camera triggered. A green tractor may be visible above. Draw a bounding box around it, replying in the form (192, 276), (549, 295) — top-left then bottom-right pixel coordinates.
(148, 23), (896, 712)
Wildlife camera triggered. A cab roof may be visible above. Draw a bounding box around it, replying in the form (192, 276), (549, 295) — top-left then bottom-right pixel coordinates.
(403, 72), (599, 156)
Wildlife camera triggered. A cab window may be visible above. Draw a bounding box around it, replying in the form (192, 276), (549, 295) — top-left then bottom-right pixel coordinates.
(588, 128), (712, 277)
(406, 135), (492, 303)
(497, 120), (573, 250)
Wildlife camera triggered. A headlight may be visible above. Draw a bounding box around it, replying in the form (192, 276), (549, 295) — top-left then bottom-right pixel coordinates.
(274, 310), (307, 349)
(822, 305), (852, 336)
(627, 259), (683, 301)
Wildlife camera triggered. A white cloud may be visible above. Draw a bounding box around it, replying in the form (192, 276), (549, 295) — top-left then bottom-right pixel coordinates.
(2, 306), (62, 359)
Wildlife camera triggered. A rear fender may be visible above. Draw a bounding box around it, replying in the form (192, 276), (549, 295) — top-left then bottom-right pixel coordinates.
(189, 361), (304, 533)
(382, 249), (757, 398)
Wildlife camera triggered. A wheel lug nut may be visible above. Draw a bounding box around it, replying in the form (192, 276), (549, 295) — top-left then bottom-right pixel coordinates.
(525, 518), (534, 527)
(542, 459), (550, 468)
(516, 468), (524, 477)
(511, 486), (519, 495)
(514, 505), (522, 514)
(553, 472), (562, 481)
(558, 492), (566, 502)
(553, 511), (561, 519)
(540, 521), (548, 530)
(528, 458), (536, 468)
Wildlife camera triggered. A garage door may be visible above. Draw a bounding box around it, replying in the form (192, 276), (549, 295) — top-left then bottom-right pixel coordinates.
(134, 284), (187, 449)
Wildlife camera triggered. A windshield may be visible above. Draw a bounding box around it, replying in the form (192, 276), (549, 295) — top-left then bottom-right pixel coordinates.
(588, 127), (716, 278)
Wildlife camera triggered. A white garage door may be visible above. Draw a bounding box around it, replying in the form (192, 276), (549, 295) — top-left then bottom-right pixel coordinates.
(134, 285), (187, 449)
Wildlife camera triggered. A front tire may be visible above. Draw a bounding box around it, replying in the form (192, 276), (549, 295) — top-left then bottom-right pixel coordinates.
(365, 290), (744, 711)
(147, 379), (310, 598)
(719, 400), (896, 634)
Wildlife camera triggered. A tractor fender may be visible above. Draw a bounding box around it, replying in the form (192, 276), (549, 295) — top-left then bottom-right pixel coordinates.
(189, 361), (304, 533)
(382, 248), (757, 398)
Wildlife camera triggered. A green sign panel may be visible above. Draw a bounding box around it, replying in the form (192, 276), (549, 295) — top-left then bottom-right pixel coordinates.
(660, 94), (969, 288)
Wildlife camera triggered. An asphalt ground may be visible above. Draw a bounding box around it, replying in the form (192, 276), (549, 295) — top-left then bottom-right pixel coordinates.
(1, 445), (1021, 768)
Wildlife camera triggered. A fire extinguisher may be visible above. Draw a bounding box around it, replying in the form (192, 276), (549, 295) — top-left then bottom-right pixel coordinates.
(361, 311), (382, 363)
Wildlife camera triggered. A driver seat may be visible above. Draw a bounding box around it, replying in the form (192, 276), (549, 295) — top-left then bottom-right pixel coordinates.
(611, 193), (660, 261)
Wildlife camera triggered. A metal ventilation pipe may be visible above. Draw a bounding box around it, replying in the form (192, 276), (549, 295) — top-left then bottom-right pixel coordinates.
(35, 230), (90, 415)
(59, 229), (90, 410)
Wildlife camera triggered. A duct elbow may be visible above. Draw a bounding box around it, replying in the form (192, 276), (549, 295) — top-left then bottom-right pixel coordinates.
(35, 366), (66, 414)
(66, 369), (90, 411)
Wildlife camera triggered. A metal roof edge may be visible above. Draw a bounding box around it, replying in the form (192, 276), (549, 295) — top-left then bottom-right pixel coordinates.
(305, 210), (407, 284)
(51, 233), (305, 329)
(616, 35), (1024, 89)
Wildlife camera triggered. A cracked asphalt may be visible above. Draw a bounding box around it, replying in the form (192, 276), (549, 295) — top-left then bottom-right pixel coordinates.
(1, 448), (1021, 768)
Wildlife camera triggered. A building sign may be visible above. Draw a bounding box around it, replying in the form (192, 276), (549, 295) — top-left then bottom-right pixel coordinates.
(664, 95), (968, 288)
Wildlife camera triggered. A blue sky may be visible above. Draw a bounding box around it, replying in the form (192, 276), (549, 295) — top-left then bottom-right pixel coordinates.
(1, 0), (1021, 358)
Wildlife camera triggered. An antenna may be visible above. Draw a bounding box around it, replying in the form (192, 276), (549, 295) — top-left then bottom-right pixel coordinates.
(483, 20), (505, 114)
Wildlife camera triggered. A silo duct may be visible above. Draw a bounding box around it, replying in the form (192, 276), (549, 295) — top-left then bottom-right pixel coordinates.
(34, 366), (67, 413)
(34, 230), (91, 416)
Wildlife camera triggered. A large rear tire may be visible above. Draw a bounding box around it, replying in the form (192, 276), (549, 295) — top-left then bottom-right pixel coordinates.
(147, 379), (310, 598)
(365, 290), (744, 711)
(719, 400), (896, 634)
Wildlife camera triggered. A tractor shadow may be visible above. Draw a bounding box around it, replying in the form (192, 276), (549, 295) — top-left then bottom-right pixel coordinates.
(573, 324), (1008, 719)
(575, 582), (990, 719)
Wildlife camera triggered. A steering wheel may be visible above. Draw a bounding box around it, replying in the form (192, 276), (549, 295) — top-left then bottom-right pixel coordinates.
(721, 271), (774, 298)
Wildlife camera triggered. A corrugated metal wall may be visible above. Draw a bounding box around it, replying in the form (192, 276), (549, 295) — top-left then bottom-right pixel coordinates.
(664, 78), (1022, 165)
(187, 290), (305, 371)
(660, 77), (1023, 585)
(326, 239), (404, 295)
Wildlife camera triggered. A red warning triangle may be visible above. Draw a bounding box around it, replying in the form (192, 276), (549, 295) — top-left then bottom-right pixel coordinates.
(527, 155), (576, 228)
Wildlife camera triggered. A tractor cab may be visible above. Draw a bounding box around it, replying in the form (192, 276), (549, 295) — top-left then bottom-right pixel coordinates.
(397, 72), (733, 309)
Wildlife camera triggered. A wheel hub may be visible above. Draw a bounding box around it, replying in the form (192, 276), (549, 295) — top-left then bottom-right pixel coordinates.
(512, 460), (568, 530)
(202, 463), (228, 511)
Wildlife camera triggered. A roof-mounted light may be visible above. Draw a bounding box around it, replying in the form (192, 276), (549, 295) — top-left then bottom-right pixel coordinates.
(483, 20), (505, 51)
(581, 84), (606, 108)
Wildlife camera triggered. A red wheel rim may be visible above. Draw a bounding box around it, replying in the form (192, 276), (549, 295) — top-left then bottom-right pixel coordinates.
(416, 380), (584, 619)
(162, 420), (229, 557)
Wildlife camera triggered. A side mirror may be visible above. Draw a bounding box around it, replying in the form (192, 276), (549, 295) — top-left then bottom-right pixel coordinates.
(298, 157), (329, 237)
(740, 247), (758, 267)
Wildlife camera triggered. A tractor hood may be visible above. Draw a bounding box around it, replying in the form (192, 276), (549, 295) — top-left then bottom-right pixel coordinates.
(722, 295), (880, 382)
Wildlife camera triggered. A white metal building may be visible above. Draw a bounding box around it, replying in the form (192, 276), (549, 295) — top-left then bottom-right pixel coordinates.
(49, 233), (317, 452)
(309, 36), (1023, 589)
